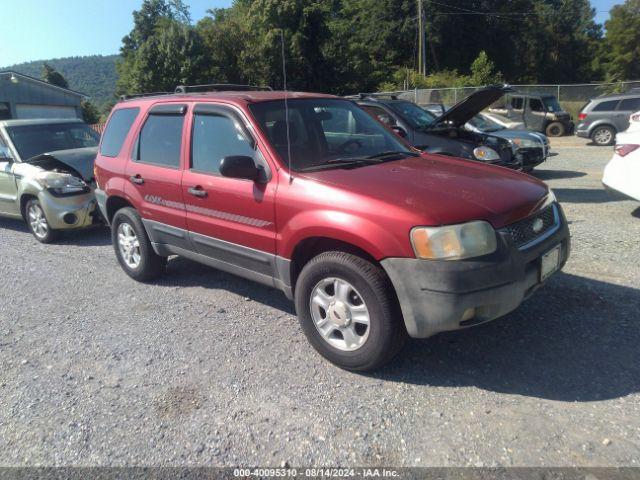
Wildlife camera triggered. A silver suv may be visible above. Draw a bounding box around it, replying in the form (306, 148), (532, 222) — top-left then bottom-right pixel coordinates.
(576, 92), (640, 146)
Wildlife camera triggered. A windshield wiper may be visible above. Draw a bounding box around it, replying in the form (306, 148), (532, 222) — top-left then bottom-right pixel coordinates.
(298, 151), (418, 172)
(366, 150), (419, 159)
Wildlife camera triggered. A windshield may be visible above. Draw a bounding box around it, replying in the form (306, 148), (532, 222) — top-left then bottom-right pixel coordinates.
(388, 101), (436, 129)
(467, 114), (504, 132)
(6, 122), (99, 160)
(249, 99), (414, 171)
(542, 97), (563, 113)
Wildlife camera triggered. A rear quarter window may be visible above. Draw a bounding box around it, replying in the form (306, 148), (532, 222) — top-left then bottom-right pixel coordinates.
(617, 97), (640, 112)
(591, 100), (619, 112)
(100, 107), (140, 157)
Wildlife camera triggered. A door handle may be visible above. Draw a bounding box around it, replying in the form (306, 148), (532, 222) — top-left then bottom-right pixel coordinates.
(188, 186), (207, 198)
(130, 175), (144, 185)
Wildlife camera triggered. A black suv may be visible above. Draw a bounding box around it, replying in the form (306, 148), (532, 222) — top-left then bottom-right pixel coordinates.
(489, 93), (573, 137)
(354, 86), (521, 170)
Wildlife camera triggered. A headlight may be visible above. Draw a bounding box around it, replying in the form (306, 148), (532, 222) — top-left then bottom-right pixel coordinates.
(35, 172), (88, 195)
(511, 137), (541, 148)
(410, 221), (497, 260)
(473, 146), (501, 162)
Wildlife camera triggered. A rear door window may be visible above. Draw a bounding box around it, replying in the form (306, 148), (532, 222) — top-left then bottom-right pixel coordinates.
(135, 108), (185, 168)
(100, 108), (139, 157)
(592, 100), (619, 112)
(617, 97), (640, 112)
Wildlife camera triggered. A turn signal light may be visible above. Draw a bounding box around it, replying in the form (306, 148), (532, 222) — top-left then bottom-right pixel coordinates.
(614, 144), (640, 157)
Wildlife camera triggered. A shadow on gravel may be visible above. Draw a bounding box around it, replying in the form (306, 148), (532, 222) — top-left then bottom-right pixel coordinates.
(0, 217), (111, 246)
(553, 188), (621, 204)
(160, 256), (295, 314)
(376, 272), (640, 402)
(533, 170), (587, 181)
(632, 207), (640, 219)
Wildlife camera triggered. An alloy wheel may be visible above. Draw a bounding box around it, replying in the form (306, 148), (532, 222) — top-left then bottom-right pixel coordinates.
(309, 277), (370, 351)
(117, 222), (141, 269)
(28, 203), (49, 240)
(594, 128), (613, 145)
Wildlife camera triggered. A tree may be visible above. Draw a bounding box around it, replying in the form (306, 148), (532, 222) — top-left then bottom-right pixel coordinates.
(116, 0), (202, 95)
(80, 100), (100, 124)
(601, 0), (640, 81)
(470, 51), (503, 86)
(42, 63), (69, 89)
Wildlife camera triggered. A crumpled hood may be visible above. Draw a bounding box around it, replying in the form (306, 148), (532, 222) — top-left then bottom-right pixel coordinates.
(488, 129), (549, 145)
(300, 154), (550, 228)
(25, 147), (98, 181)
(432, 85), (512, 129)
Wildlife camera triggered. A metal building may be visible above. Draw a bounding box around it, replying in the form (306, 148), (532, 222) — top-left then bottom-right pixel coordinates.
(0, 71), (85, 120)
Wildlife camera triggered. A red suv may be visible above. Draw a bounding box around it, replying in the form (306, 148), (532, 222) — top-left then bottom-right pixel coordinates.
(94, 85), (570, 371)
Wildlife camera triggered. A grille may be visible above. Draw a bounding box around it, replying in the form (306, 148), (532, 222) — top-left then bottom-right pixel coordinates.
(503, 204), (557, 249)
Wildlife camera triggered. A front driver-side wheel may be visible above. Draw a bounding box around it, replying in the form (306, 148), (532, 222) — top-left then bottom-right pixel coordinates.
(111, 207), (166, 281)
(25, 198), (59, 243)
(294, 251), (406, 371)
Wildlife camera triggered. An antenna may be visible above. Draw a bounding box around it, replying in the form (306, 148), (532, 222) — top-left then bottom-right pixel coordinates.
(280, 29), (293, 181)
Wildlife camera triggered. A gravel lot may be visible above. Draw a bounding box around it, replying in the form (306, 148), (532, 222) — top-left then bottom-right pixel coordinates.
(1, 137), (639, 467)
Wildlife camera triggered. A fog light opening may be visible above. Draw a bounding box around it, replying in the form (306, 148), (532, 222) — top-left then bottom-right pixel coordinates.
(63, 213), (78, 225)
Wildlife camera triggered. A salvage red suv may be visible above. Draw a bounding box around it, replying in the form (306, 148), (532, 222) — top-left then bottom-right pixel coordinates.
(94, 85), (570, 371)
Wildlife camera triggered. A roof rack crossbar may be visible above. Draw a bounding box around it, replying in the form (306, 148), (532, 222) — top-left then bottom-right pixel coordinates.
(119, 92), (173, 101)
(344, 92), (400, 100)
(175, 83), (273, 93)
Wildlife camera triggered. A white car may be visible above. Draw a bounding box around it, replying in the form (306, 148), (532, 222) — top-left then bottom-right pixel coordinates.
(603, 130), (640, 202)
(627, 111), (640, 132)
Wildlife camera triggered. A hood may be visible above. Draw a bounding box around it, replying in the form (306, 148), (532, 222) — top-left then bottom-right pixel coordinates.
(300, 153), (549, 228)
(432, 85), (513, 128)
(488, 129), (549, 144)
(24, 147), (98, 181)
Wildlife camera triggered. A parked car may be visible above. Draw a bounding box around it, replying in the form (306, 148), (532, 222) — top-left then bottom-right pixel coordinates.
(355, 86), (522, 170)
(489, 93), (573, 137)
(0, 118), (101, 242)
(465, 113), (551, 172)
(602, 129), (640, 203)
(576, 93), (640, 146)
(628, 111), (640, 133)
(94, 85), (570, 371)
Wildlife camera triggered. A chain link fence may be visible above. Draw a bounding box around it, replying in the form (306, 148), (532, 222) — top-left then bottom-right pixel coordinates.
(389, 81), (640, 119)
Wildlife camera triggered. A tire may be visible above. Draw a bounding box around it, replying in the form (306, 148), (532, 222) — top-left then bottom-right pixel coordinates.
(522, 165), (534, 173)
(294, 251), (407, 371)
(591, 125), (616, 146)
(111, 207), (166, 281)
(545, 121), (565, 137)
(25, 198), (59, 244)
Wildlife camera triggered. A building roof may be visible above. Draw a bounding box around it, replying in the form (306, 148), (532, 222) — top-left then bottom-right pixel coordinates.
(0, 71), (87, 98)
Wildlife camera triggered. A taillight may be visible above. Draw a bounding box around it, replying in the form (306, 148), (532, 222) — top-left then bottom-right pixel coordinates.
(631, 113), (640, 122)
(578, 113), (587, 121)
(614, 144), (640, 157)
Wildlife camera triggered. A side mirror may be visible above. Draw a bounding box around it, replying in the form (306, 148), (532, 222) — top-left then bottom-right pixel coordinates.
(391, 125), (408, 138)
(219, 155), (260, 181)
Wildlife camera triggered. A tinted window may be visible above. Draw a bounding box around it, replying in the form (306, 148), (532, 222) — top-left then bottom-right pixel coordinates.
(529, 98), (544, 112)
(249, 98), (412, 171)
(192, 114), (255, 174)
(592, 100), (619, 112)
(136, 114), (184, 167)
(388, 101), (435, 129)
(511, 97), (524, 109)
(100, 108), (139, 157)
(617, 97), (640, 111)
(6, 123), (100, 160)
(362, 105), (396, 126)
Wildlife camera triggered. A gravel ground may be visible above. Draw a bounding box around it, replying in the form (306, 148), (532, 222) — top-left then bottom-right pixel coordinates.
(1, 138), (639, 467)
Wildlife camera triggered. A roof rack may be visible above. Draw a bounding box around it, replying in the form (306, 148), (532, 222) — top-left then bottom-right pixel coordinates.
(119, 92), (174, 101)
(345, 92), (401, 100)
(175, 83), (273, 93)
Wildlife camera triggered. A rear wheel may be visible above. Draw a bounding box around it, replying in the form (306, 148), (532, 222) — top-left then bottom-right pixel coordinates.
(294, 251), (406, 371)
(111, 207), (166, 281)
(591, 125), (616, 146)
(25, 198), (59, 243)
(545, 121), (565, 137)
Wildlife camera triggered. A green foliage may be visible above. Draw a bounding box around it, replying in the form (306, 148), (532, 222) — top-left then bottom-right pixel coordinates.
(80, 100), (101, 124)
(601, 0), (640, 81)
(3, 55), (119, 109)
(470, 51), (503, 86)
(42, 63), (69, 89)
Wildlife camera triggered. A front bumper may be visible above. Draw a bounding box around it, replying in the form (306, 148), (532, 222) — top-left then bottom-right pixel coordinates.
(381, 204), (570, 338)
(37, 189), (99, 230)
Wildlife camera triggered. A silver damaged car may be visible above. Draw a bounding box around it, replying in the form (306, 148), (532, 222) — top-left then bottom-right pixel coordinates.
(0, 119), (101, 243)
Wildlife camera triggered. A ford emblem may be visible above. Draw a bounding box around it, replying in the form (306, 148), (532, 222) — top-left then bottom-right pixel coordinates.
(532, 218), (544, 234)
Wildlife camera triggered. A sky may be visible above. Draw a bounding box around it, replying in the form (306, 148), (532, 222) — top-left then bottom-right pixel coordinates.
(0, 0), (625, 67)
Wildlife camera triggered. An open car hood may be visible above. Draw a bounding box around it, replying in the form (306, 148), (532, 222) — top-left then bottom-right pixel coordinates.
(432, 85), (513, 129)
(24, 147), (98, 182)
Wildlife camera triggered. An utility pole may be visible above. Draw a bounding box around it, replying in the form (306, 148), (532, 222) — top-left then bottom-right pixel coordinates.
(417, 0), (427, 76)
